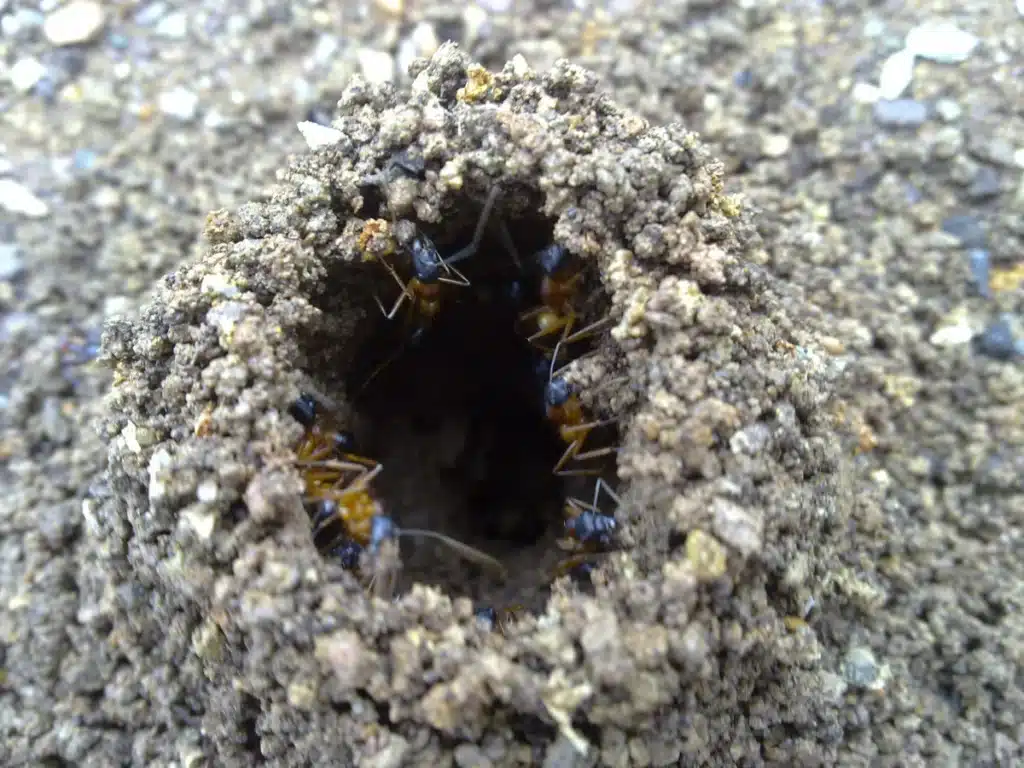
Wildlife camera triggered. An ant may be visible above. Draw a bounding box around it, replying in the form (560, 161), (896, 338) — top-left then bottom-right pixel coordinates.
(517, 243), (612, 354)
(474, 604), (526, 634)
(563, 477), (620, 549)
(543, 340), (621, 477)
(551, 477), (621, 579)
(290, 392), (378, 495)
(290, 393), (508, 583)
(360, 169), (503, 331)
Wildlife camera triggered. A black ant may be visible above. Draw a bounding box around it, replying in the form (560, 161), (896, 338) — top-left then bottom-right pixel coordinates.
(517, 242), (612, 354)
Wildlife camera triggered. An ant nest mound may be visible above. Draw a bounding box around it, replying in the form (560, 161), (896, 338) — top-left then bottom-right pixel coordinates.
(101, 45), (847, 765)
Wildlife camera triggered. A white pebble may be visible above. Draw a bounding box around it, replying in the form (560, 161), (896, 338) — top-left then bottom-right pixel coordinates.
(905, 21), (979, 64)
(8, 58), (47, 93)
(297, 120), (343, 150)
(852, 82), (881, 104)
(357, 48), (395, 86)
(929, 308), (976, 347)
(878, 48), (916, 100)
(154, 11), (189, 39)
(1018, 0), (1024, 19)
(43, 1), (106, 46)
(0, 179), (49, 218)
(0, 243), (25, 280)
(158, 86), (199, 120)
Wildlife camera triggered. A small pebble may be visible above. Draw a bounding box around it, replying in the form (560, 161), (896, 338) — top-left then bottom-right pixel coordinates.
(878, 48), (915, 100)
(905, 21), (979, 64)
(0, 179), (49, 218)
(761, 134), (791, 158)
(297, 121), (344, 150)
(934, 98), (962, 122)
(975, 316), (1020, 360)
(967, 249), (992, 298)
(134, 3), (169, 26)
(842, 647), (889, 691)
(941, 214), (986, 248)
(851, 82), (880, 104)
(967, 167), (1001, 201)
(158, 86), (199, 121)
(41, 397), (72, 445)
(873, 99), (927, 128)
(357, 48), (395, 86)
(43, 1), (106, 46)
(930, 306), (976, 347)
(154, 11), (188, 39)
(0, 244), (25, 281)
(8, 58), (48, 93)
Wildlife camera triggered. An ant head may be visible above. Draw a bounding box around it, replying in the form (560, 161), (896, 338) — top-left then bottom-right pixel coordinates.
(409, 235), (442, 283)
(545, 376), (573, 408)
(536, 243), (569, 276)
(475, 607), (497, 628)
(288, 393), (318, 427)
(332, 430), (358, 454)
(369, 514), (398, 552)
(331, 541), (363, 570)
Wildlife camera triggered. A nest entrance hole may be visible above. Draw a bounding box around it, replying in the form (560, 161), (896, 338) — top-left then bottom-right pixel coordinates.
(315, 185), (621, 611)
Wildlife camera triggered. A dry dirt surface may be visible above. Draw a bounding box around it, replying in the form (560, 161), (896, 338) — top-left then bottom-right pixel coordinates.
(0, 2), (1021, 767)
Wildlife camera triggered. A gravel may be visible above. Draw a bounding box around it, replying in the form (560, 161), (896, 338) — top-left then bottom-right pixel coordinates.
(0, 0), (1021, 765)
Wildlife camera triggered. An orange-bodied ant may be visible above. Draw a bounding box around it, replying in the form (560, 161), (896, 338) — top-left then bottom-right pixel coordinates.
(517, 242), (612, 354)
(290, 393), (378, 496)
(551, 477), (621, 579)
(543, 340), (621, 477)
(290, 395), (508, 579)
(360, 176), (503, 330)
(475, 604), (526, 634)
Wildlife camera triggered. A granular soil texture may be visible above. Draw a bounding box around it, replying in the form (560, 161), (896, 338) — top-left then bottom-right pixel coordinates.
(96, 45), (849, 765)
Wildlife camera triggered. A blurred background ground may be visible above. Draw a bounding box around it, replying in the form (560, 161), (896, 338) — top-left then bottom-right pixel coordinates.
(0, 0), (1021, 765)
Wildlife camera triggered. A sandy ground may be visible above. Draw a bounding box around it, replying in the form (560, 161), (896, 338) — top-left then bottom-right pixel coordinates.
(0, 1), (1021, 766)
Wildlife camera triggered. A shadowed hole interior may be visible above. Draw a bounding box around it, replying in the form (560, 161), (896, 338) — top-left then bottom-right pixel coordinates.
(305, 183), (620, 613)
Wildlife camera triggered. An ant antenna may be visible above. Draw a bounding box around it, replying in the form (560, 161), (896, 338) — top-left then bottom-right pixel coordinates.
(441, 184), (503, 269)
(370, 514), (507, 580)
(399, 528), (508, 580)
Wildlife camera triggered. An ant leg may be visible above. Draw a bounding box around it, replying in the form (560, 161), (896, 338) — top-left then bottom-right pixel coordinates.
(572, 445), (621, 462)
(496, 216), (522, 269)
(551, 553), (604, 580)
(527, 316), (572, 346)
(561, 315), (613, 347)
(375, 263), (414, 320)
(438, 263), (471, 288)
(592, 476), (622, 512)
(555, 446), (620, 477)
(552, 439), (583, 475)
(561, 419), (618, 439)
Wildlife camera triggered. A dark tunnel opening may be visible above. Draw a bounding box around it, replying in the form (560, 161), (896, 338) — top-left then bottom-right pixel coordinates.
(295, 176), (622, 615)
